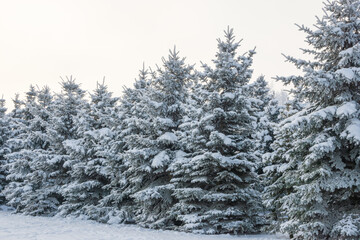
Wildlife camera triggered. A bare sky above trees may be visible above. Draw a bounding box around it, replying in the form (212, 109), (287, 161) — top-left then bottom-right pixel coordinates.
(0, 0), (323, 109)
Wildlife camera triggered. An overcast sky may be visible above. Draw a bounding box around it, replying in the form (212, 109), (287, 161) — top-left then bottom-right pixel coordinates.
(0, 0), (324, 109)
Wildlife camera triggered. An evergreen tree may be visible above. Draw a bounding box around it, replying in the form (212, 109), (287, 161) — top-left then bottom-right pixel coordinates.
(264, 1), (360, 238)
(262, 100), (302, 233)
(170, 28), (262, 234)
(3, 86), (39, 212)
(17, 86), (55, 215)
(58, 81), (118, 219)
(251, 76), (272, 110)
(0, 97), (11, 203)
(10, 94), (25, 120)
(249, 76), (277, 172)
(121, 49), (193, 228)
(99, 66), (153, 224)
(31, 77), (88, 216)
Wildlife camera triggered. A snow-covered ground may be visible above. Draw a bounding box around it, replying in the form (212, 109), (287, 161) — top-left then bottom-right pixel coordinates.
(0, 210), (287, 240)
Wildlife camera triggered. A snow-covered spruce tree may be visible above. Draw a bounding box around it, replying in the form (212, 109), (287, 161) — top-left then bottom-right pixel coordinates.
(169, 28), (263, 234)
(84, 81), (120, 222)
(247, 77), (281, 229)
(2, 86), (39, 212)
(0, 97), (11, 204)
(10, 94), (24, 119)
(264, 1), (360, 239)
(98, 66), (153, 224)
(4, 93), (28, 157)
(58, 81), (118, 220)
(121, 49), (193, 229)
(3, 86), (56, 215)
(262, 102), (302, 233)
(262, 96), (304, 230)
(28, 77), (88, 216)
(249, 76), (277, 172)
(16, 86), (55, 215)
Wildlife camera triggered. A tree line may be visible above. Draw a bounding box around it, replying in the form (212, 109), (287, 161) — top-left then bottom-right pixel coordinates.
(0, 0), (359, 239)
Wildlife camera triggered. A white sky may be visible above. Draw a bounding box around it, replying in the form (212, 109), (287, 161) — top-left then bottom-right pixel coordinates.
(0, 0), (324, 109)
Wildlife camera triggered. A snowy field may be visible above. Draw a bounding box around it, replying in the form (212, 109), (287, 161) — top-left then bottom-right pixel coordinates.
(0, 210), (287, 240)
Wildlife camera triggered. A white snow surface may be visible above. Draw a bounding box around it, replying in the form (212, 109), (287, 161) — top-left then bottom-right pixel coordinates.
(0, 210), (287, 240)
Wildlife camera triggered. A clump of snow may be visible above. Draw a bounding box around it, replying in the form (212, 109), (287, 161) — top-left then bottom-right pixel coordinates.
(156, 117), (175, 127)
(210, 132), (233, 146)
(341, 118), (360, 143)
(150, 101), (163, 109)
(175, 150), (186, 159)
(331, 214), (360, 239)
(181, 214), (200, 223)
(210, 152), (252, 168)
(158, 132), (178, 143)
(339, 47), (354, 56)
(85, 128), (112, 139)
(222, 92), (235, 99)
(63, 139), (84, 154)
(336, 68), (355, 79)
(331, 27), (342, 34)
(336, 101), (357, 117)
(282, 106), (337, 130)
(151, 150), (170, 168)
(222, 135), (232, 145)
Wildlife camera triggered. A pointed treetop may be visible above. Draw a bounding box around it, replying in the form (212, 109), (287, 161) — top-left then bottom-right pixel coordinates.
(90, 78), (118, 107)
(12, 93), (23, 110)
(37, 86), (53, 107)
(157, 46), (193, 84)
(0, 97), (6, 117)
(277, 0), (360, 105)
(216, 26), (243, 56)
(25, 85), (37, 104)
(294, 0), (360, 70)
(168, 45), (180, 60)
(95, 77), (108, 94)
(224, 26), (235, 44)
(161, 45), (185, 69)
(204, 27), (255, 92)
(134, 63), (150, 90)
(0, 96), (5, 108)
(59, 76), (85, 97)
